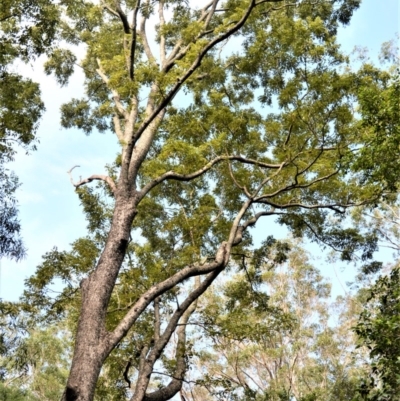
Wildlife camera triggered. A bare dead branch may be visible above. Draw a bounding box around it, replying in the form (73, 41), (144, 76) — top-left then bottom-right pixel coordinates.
(67, 166), (117, 194)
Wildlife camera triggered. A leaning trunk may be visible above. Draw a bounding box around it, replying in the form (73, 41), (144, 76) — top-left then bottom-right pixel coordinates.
(63, 194), (137, 401)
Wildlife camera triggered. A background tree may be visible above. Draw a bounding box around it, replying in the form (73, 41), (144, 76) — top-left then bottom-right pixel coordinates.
(4, 0), (398, 400)
(351, 201), (400, 400)
(0, 0), (59, 259)
(354, 266), (400, 401)
(184, 241), (366, 401)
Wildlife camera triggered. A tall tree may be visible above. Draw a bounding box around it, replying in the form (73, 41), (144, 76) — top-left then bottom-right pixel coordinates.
(13, 0), (398, 400)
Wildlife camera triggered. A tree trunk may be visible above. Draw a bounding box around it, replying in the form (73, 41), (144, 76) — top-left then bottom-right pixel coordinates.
(62, 194), (137, 401)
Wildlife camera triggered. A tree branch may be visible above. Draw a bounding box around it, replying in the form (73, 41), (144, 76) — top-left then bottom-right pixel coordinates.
(163, 0), (284, 70)
(158, 0), (167, 67)
(105, 242), (228, 352)
(129, 0), (141, 80)
(252, 161), (286, 198)
(96, 58), (128, 119)
(101, 1), (120, 19)
(138, 0), (157, 65)
(67, 166), (117, 194)
(204, 0), (220, 29)
(131, 0), (259, 147)
(254, 169), (339, 203)
(113, 114), (124, 142)
(154, 297), (161, 342)
(227, 160), (252, 199)
(131, 271), (221, 401)
(113, 0), (130, 33)
(143, 279), (200, 401)
(139, 155), (286, 200)
(232, 210), (276, 245)
(123, 359), (132, 388)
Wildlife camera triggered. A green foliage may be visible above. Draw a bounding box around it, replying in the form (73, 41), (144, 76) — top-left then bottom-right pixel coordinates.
(191, 244), (364, 401)
(354, 267), (400, 400)
(0, 71), (44, 259)
(0, 0), (57, 259)
(4, 0), (398, 399)
(0, 302), (69, 400)
(0, 383), (38, 401)
(20, 237), (100, 323)
(44, 48), (77, 86)
(352, 68), (400, 191)
(0, 0), (59, 62)
(0, 168), (25, 259)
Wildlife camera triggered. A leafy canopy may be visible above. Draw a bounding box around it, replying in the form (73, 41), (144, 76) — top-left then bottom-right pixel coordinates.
(3, 0), (400, 399)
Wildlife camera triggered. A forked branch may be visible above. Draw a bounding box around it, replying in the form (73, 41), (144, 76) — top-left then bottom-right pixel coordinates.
(131, 0), (260, 147)
(132, 272), (220, 401)
(139, 155), (287, 200)
(106, 242), (228, 351)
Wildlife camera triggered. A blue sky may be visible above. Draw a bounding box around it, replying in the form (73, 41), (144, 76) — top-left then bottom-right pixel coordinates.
(1, 0), (399, 301)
